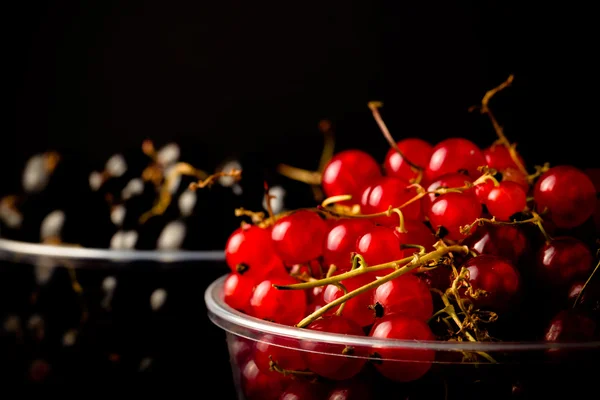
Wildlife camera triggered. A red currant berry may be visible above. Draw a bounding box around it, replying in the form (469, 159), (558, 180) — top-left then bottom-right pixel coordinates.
(250, 275), (307, 325)
(356, 226), (403, 271)
(483, 144), (525, 171)
(486, 181), (528, 221)
(568, 279), (600, 318)
(241, 358), (289, 400)
(323, 219), (374, 272)
(394, 220), (437, 257)
(545, 309), (597, 342)
(301, 315), (367, 380)
(461, 255), (520, 310)
(425, 138), (486, 183)
(536, 236), (593, 287)
(322, 150), (382, 204)
(418, 265), (452, 292)
(326, 380), (372, 400)
(427, 192), (482, 241)
(226, 224), (283, 278)
(224, 272), (256, 313)
(360, 177), (422, 226)
(279, 380), (327, 400)
(230, 336), (254, 366)
(368, 314), (435, 382)
(323, 275), (376, 328)
(473, 180), (495, 204)
(272, 210), (328, 265)
(533, 165), (597, 229)
(254, 334), (307, 377)
(372, 273), (433, 321)
(383, 138), (433, 182)
(500, 167), (529, 191)
(462, 224), (528, 264)
(421, 172), (473, 211)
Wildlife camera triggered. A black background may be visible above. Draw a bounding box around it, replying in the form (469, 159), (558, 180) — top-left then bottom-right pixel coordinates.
(5, 1), (599, 187)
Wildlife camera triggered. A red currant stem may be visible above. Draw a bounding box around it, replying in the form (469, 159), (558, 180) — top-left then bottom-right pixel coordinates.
(326, 264), (337, 278)
(573, 259), (600, 308)
(459, 212), (547, 237)
(138, 163), (210, 224)
(471, 74), (529, 177)
(530, 210), (552, 243)
(65, 264), (89, 324)
(321, 195), (354, 208)
(317, 119), (336, 173)
(234, 207), (266, 224)
(474, 173), (500, 187)
(367, 101), (424, 183)
(269, 356), (315, 377)
(334, 282), (348, 316)
(526, 163), (551, 185)
(290, 245), (469, 328)
(276, 164), (322, 185)
(189, 169), (241, 191)
(391, 208), (407, 233)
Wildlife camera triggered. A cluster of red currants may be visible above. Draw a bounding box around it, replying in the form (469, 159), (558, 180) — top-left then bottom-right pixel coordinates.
(220, 82), (600, 399)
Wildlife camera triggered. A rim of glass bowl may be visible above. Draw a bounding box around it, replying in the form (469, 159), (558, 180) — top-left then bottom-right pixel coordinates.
(0, 237), (225, 265)
(205, 274), (600, 353)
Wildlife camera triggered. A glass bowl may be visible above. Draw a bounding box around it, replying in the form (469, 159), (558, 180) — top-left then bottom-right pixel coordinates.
(0, 238), (234, 391)
(206, 274), (600, 400)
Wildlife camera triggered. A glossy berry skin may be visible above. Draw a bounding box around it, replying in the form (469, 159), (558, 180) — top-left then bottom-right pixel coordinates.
(322, 150), (382, 204)
(568, 280), (600, 318)
(271, 210), (328, 265)
(241, 358), (288, 400)
(474, 180), (495, 204)
(427, 192), (482, 241)
(356, 226), (404, 272)
(301, 315), (367, 380)
(462, 224), (528, 264)
(500, 167), (529, 191)
(368, 314), (436, 382)
(536, 236), (593, 287)
(226, 224), (283, 278)
(544, 309), (597, 343)
(486, 181), (528, 221)
(279, 380), (327, 400)
(462, 255), (520, 310)
(326, 380), (372, 400)
(230, 336), (253, 366)
(384, 138), (433, 183)
(372, 274), (433, 321)
(250, 276), (307, 325)
(533, 165), (597, 229)
(483, 144), (525, 171)
(323, 275), (376, 327)
(394, 220), (437, 258)
(223, 272), (256, 313)
(323, 219), (375, 272)
(254, 334), (307, 377)
(360, 177), (422, 227)
(422, 172), (473, 211)
(424, 138), (486, 183)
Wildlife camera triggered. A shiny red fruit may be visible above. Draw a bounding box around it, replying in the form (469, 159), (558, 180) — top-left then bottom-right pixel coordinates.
(254, 334), (307, 377)
(250, 275), (307, 325)
(223, 272), (256, 313)
(384, 138), (433, 183)
(322, 150), (382, 204)
(323, 275), (376, 327)
(425, 138), (486, 183)
(483, 144), (525, 171)
(536, 236), (593, 287)
(356, 226), (404, 273)
(372, 273), (434, 321)
(486, 181), (528, 221)
(279, 380), (327, 400)
(301, 315), (367, 380)
(544, 309), (597, 342)
(323, 219), (375, 272)
(500, 167), (529, 191)
(474, 180), (495, 204)
(421, 172), (473, 211)
(461, 255), (520, 310)
(427, 192), (482, 241)
(393, 220), (437, 258)
(462, 224), (528, 264)
(360, 177), (422, 227)
(271, 210), (328, 265)
(368, 314), (436, 382)
(533, 165), (597, 229)
(241, 358), (289, 400)
(226, 224), (283, 278)
(326, 380), (372, 400)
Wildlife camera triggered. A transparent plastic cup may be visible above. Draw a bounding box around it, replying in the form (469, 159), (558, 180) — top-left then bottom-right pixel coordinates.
(206, 274), (600, 400)
(0, 238), (233, 390)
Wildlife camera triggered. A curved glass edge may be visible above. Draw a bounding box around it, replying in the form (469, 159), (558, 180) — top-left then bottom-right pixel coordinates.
(205, 275), (600, 352)
(0, 238), (226, 264)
